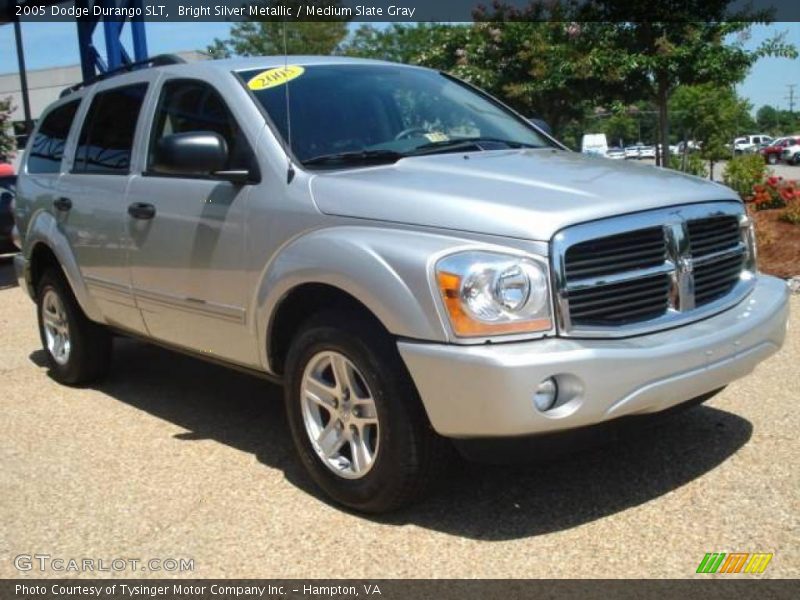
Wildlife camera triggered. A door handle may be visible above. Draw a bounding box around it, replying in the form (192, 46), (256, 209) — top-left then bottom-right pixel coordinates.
(53, 197), (72, 212)
(128, 202), (156, 220)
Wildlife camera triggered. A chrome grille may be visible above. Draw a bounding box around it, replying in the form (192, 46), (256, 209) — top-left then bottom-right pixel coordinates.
(688, 216), (742, 257)
(552, 202), (756, 337)
(567, 274), (670, 325)
(690, 215), (746, 306)
(564, 227), (666, 279)
(694, 251), (746, 305)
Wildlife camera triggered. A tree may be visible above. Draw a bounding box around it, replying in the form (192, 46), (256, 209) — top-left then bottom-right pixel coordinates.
(593, 106), (640, 147)
(755, 104), (800, 135)
(0, 96), (15, 162)
(478, 2), (797, 165)
(206, 1), (349, 58)
(572, 9), (796, 165)
(670, 83), (753, 178)
(345, 23), (468, 70)
(756, 105), (780, 132)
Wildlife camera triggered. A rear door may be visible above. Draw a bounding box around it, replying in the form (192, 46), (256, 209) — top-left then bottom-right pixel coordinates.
(56, 78), (151, 331)
(125, 77), (257, 365)
(18, 97), (81, 249)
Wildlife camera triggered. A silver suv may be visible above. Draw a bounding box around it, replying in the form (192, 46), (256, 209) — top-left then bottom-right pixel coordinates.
(12, 56), (789, 512)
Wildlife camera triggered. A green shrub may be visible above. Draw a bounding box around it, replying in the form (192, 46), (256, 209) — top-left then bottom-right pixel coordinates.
(668, 153), (708, 178)
(781, 200), (800, 225)
(722, 154), (768, 200)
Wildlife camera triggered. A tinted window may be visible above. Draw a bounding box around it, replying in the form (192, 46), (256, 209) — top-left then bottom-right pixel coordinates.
(238, 65), (551, 164)
(74, 84), (148, 174)
(148, 80), (252, 174)
(27, 101), (80, 174)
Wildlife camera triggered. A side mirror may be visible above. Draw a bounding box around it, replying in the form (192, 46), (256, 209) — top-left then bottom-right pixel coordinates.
(151, 132), (252, 183)
(528, 117), (553, 136)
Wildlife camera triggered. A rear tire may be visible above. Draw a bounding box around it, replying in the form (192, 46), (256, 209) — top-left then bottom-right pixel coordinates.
(36, 268), (112, 385)
(284, 310), (449, 513)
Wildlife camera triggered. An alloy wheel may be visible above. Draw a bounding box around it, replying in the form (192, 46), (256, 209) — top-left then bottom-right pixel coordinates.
(42, 289), (71, 366)
(300, 351), (380, 479)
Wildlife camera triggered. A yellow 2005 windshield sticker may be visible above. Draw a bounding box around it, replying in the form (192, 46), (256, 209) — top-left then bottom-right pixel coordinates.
(247, 65), (305, 90)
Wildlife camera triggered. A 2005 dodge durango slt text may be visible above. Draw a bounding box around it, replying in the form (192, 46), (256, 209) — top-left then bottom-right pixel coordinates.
(11, 56), (789, 512)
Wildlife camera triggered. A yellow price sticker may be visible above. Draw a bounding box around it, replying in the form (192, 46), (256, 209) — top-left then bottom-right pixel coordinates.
(247, 65), (305, 90)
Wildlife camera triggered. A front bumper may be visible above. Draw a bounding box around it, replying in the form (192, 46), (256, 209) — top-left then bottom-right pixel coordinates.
(399, 275), (789, 438)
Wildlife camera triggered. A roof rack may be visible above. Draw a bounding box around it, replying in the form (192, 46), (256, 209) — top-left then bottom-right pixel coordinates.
(60, 54), (186, 98)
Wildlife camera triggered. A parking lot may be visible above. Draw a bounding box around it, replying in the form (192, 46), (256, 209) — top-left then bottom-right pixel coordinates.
(638, 158), (798, 182)
(0, 256), (797, 579)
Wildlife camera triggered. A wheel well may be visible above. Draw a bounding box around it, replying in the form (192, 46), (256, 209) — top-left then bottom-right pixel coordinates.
(268, 283), (386, 375)
(29, 243), (61, 293)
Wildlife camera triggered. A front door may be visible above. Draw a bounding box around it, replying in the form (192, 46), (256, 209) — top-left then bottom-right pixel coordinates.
(126, 78), (257, 365)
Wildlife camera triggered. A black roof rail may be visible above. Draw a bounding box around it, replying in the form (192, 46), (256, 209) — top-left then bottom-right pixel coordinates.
(60, 54), (186, 98)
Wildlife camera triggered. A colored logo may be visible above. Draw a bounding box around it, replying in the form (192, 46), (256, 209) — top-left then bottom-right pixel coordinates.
(696, 552), (773, 574)
(247, 65), (305, 90)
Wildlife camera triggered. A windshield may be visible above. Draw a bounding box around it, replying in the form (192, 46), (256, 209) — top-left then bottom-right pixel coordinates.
(236, 64), (552, 167)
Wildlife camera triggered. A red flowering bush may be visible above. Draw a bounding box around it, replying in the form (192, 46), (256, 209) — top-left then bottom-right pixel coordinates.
(748, 175), (800, 213)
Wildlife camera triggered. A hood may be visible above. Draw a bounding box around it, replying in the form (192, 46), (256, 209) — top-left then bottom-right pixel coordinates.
(309, 149), (739, 241)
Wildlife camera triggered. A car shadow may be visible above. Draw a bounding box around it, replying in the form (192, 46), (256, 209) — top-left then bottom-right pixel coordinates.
(0, 254), (18, 290)
(30, 337), (752, 541)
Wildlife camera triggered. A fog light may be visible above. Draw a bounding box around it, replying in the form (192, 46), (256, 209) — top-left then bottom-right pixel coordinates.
(533, 377), (558, 412)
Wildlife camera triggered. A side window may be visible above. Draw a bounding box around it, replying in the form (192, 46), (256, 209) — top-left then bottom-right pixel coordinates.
(27, 100), (80, 174)
(74, 83), (148, 174)
(148, 79), (252, 175)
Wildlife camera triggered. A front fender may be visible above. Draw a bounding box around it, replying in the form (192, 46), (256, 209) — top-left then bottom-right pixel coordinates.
(23, 209), (103, 322)
(254, 226), (486, 371)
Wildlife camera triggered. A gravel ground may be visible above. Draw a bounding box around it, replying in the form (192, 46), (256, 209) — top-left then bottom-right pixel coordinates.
(0, 256), (797, 579)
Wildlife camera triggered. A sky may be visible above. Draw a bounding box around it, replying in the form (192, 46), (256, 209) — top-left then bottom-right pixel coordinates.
(1, 21), (798, 113)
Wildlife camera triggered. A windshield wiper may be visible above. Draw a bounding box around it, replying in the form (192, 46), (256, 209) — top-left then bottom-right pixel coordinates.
(409, 137), (543, 155)
(302, 149), (404, 167)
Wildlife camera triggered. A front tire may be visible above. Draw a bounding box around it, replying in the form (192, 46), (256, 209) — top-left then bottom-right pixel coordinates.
(36, 268), (112, 385)
(284, 311), (448, 513)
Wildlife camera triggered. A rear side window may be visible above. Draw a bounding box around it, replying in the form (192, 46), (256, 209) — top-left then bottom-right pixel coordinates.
(74, 83), (148, 174)
(27, 100), (80, 174)
(148, 79), (252, 174)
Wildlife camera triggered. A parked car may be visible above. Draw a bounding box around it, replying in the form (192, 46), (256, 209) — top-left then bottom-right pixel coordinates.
(780, 141), (800, 165)
(639, 145), (656, 159)
(677, 140), (702, 154)
(733, 134), (773, 154)
(667, 144), (680, 156)
(581, 133), (608, 156)
(13, 56), (789, 512)
(0, 174), (16, 254)
(606, 146), (625, 159)
(624, 145), (642, 159)
(760, 137), (800, 165)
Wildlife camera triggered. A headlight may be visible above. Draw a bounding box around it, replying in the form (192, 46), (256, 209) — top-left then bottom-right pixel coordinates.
(435, 251), (552, 337)
(740, 215), (758, 271)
